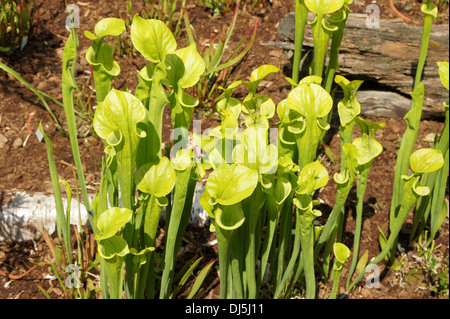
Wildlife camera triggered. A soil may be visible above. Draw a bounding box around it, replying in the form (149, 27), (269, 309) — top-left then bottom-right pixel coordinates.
(0, 0), (449, 300)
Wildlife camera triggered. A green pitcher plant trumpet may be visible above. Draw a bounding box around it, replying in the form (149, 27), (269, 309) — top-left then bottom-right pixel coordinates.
(346, 116), (385, 288)
(388, 0), (438, 255)
(273, 160), (328, 299)
(242, 64), (279, 129)
(200, 164), (258, 298)
(134, 156), (176, 298)
(286, 77), (333, 168)
(293, 160), (328, 299)
(329, 242), (350, 299)
(411, 61), (449, 246)
(85, 18), (125, 103)
(322, 75), (362, 265)
(315, 142), (358, 261)
(305, 0), (345, 77)
(323, 0), (353, 93)
(93, 89), (147, 210)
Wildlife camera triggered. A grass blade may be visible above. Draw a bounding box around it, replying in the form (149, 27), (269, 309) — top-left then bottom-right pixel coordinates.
(170, 256), (203, 299)
(186, 260), (216, 299)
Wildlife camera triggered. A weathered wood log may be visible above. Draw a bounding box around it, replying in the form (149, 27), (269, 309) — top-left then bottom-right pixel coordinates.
(271, 12), (449, 119)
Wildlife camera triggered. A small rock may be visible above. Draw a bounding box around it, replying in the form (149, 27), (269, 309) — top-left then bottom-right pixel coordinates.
(85, 173), (94, 183)
(86, 136), (98, 147)
(12, 137), (23, 149)
(47, 75), (60, 84)
(272, 0), (283, 9)
(259, 80), (273, 88)
(0, 133), (7, 148)
(56, 47), (64, 60)
(36, 80), (48, 91)
(44, 181), (54, 193)
(4, 129), (17, 138)
(269, 49), (284, 58)
(52, 287), (63, 296)
(353, 0), (365, 7)
(6, 173), (17, 182)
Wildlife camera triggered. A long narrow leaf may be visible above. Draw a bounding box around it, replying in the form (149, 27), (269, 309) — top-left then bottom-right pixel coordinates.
(62, 27), (93, 222)
(39, 121), (66, 246)
(186, 260), (216, 299)
(208, 21), (258, 75)
(170, 256), (204, 299)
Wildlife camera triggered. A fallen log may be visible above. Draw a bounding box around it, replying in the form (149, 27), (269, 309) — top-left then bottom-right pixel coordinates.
(270, 12), (449, 120)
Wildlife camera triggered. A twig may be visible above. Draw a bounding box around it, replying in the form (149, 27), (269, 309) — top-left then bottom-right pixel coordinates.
(0, 265), (37, 280)
(26, 112), (36, 135)
(389, 0), (412, 23)
(60, 159), (75, 168)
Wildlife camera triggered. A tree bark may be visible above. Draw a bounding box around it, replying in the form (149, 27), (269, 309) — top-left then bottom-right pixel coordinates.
(273, 12), (449, 119)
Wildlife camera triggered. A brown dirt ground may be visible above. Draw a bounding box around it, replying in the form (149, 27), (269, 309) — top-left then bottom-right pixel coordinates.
(0, 0), (448, 299)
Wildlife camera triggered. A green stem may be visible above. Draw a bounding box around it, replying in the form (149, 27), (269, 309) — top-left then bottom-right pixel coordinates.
(285, 249), (304, 298)
(91, 64), (113, 103)
(39, 122), (71, 265)
(323, 8), (349, 93)
(97, 157), (110, 299)
(159, 169), (196, 299)
(389, 1), (435, 231)
(62, 29), (92, 221)
(118, 136), (139, 299)
(329, 271), (341, 299)
(427, 149), (448, 246)
(315, 178), (353, 258)
(242, 184), (264, 299)
(291, 0), (308, 85)
(346, 161), (372, 289)
(348, 177), (419, 291)
(146, 62), (169, 163)
(137, 194), (163, 299)
(414, 9), (434, 90)
(103, 256), (125, 299)
(389, 82), (425, 259)
(273, 195), (294, 290)
(322, 226), (338, 278)
(274, 209), (301, 299)
(296, 197), (319, 299)
(296, 121), (320, 169)
(301, 225), (316, 299)
(412, 106), (449, 243)
(311, 13), (331, 77)
(230, 229), (245, 298)
(257, 197), (282, 292)
(215, 223), (233, 299)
